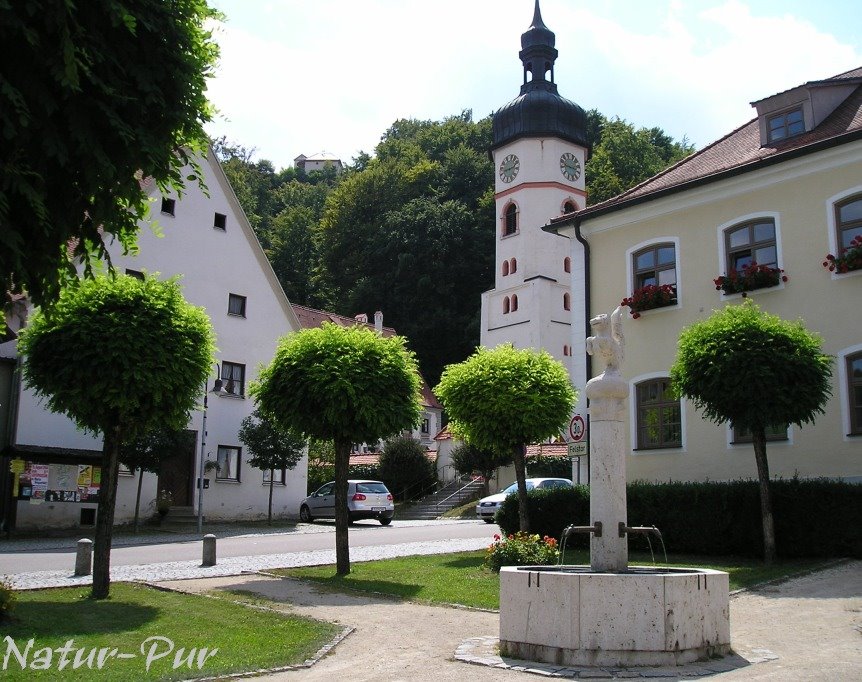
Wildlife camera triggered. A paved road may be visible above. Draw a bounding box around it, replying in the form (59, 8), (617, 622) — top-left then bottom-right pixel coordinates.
(0, 519), (499, 588)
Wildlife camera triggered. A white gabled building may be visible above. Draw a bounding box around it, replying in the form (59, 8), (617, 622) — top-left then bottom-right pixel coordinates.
(0, 151), (309, 531)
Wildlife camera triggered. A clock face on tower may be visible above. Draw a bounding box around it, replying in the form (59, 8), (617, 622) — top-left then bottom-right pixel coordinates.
(560, 152), (581, 181)
(499, 154), (520, 183)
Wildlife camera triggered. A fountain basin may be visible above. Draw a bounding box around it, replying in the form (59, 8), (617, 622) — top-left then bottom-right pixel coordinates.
(499, 565), (730, 667)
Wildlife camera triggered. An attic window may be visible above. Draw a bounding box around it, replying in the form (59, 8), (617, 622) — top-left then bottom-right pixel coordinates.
(213, 212), (227, 230)
(767, 107), (804, 143)
(160, 197), (176, 216)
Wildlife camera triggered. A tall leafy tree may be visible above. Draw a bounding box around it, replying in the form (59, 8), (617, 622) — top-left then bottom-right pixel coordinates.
(450, 443), (511, 497)
(670, 301), (832, 564)
(19, 274), (215, 598)
(238, 408), (306, 525)
(586, 116), (694, 204)
(120, 427), (196, 533)
(1, 0), (220, 306)
(435, 345), (576, 532)
(252, 323), (422, 574)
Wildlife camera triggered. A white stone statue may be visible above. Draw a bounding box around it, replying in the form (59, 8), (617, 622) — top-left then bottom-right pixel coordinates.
(585, 305), (625, 375)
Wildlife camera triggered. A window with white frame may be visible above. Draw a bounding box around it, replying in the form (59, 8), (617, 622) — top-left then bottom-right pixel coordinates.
(847, 351), (862, 436)
(767, 107), (804, 143)
(732, 423), (788, 444)
(503, 203), (518, 236)
(635, 378), (682, 450)
(835, 194), (862, 255)
(724, 218), (777, 273)
(221, 362), (245, 396)
(421, 417), (430, 434)
(632, 243), (677, 292)
(216, 445), (241, 481)
(263, 468), (285, 485)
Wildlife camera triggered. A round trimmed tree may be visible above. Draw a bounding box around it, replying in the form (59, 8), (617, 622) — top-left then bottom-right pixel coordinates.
(19, 274), (215, 598)
(670, 300), (832, 564)
(252, 323), (422, 574)
(435, 345), (576, 532)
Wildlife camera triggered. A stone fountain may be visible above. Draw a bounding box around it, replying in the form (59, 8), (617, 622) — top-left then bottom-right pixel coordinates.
(499, 307), (730, 667)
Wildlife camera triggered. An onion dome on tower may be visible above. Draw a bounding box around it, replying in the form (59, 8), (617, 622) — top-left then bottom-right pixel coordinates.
(492, 0), (588, 150)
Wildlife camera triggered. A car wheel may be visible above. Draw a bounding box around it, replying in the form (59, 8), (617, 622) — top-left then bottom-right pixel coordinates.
(379, 517), (392, 526)
(483, 518), (495, 524)
(300, 505), (313, 523)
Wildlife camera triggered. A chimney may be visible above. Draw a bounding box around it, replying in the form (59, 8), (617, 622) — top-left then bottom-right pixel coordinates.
(354, 313), (368, 324)
(374, 310), (383, 332)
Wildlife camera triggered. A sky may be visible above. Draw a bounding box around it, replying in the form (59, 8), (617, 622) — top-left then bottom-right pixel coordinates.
(205, 0), (862, 170)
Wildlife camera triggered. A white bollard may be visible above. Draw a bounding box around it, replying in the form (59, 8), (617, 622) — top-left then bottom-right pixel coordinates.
(74, 538), (93, 576)
(202, 534), (216, 567)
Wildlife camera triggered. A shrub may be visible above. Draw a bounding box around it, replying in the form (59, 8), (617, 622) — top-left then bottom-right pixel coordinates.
(485, 531), (560, 572)
(497, 478), (861, 559)
(0, 577), (16, 622)
(378, 435), (435, 500)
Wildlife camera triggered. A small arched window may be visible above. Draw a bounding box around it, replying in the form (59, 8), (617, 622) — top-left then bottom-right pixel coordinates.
(563, 292), (571, 311)
(563, 256), (571, 273)
(563, 201), (576, 214)
(563, 345), (571, 356)
(511, 294), (519, 312)
(502, 261), (509, 277)
(510, 257), (517, 273)
(504, 203), (518, 236)
(503, 297), (510, 314)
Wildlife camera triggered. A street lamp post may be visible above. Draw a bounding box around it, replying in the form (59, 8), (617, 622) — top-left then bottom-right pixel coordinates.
(198, 365), (224, 535)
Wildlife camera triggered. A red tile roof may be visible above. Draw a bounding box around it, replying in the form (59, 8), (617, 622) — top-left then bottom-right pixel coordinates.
(525, 443), (569, 459)
(349, 450), (436, 466)
(557, 67), (862, 222)
(291, 303), (396, 336)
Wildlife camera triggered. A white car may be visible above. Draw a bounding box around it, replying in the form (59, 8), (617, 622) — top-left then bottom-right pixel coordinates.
(476, 477), (573, 523)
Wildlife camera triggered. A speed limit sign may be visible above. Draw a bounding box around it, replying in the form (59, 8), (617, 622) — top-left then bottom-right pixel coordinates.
(569, 414), (586, 442)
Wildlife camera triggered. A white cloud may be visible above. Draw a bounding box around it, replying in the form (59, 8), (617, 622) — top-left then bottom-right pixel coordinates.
(205, 1), (861, 167)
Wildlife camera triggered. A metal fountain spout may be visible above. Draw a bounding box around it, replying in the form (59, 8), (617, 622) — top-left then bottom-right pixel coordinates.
(618, 523), (661, 540)
(564, 522), (603, 539)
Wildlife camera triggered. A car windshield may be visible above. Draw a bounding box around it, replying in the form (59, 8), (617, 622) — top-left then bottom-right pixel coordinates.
(356, 482), (389, 494)
(500, 482), (535, 494)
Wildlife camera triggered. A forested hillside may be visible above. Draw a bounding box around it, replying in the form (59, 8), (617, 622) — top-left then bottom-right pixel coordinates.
(215, 110), (692, 384)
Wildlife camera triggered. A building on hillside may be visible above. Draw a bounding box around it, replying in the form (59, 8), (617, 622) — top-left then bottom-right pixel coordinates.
(550, 66), (862, 483)
(290, 305), (444, 452)
(293, 152), (343, 174)
(0, 151), (309, 531)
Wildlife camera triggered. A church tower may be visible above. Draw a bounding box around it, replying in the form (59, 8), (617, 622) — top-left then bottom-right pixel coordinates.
(480, 1), (588, 392)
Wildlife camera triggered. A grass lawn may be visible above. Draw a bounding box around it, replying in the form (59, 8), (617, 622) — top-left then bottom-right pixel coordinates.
(276, 550), (832, 610)
(1, 582), (338, 680)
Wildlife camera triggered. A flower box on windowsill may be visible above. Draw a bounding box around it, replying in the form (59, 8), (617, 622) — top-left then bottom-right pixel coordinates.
(621, 284), (677, 319)
(714, 263), (787, 296)
(823, 235), (862, 274)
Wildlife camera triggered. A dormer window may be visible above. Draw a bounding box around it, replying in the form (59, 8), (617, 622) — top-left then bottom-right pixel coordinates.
(767, 107), (804, 143)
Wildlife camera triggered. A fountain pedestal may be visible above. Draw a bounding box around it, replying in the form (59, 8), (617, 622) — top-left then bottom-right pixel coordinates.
(499, 307), (730, 667)
(499, 566), (730, 666)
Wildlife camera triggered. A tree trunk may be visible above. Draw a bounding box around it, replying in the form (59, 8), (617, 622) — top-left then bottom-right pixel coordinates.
(92, 424), (122, 599)
(267, 470), (274, 526)
(133, 468), (143, 534)
(752, 428), (777, 565)
(513, 444), (530, 533)
(334, 438), (351, 575)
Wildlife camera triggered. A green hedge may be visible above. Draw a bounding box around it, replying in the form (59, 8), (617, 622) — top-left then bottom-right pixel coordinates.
(496, 478), (861, 559)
